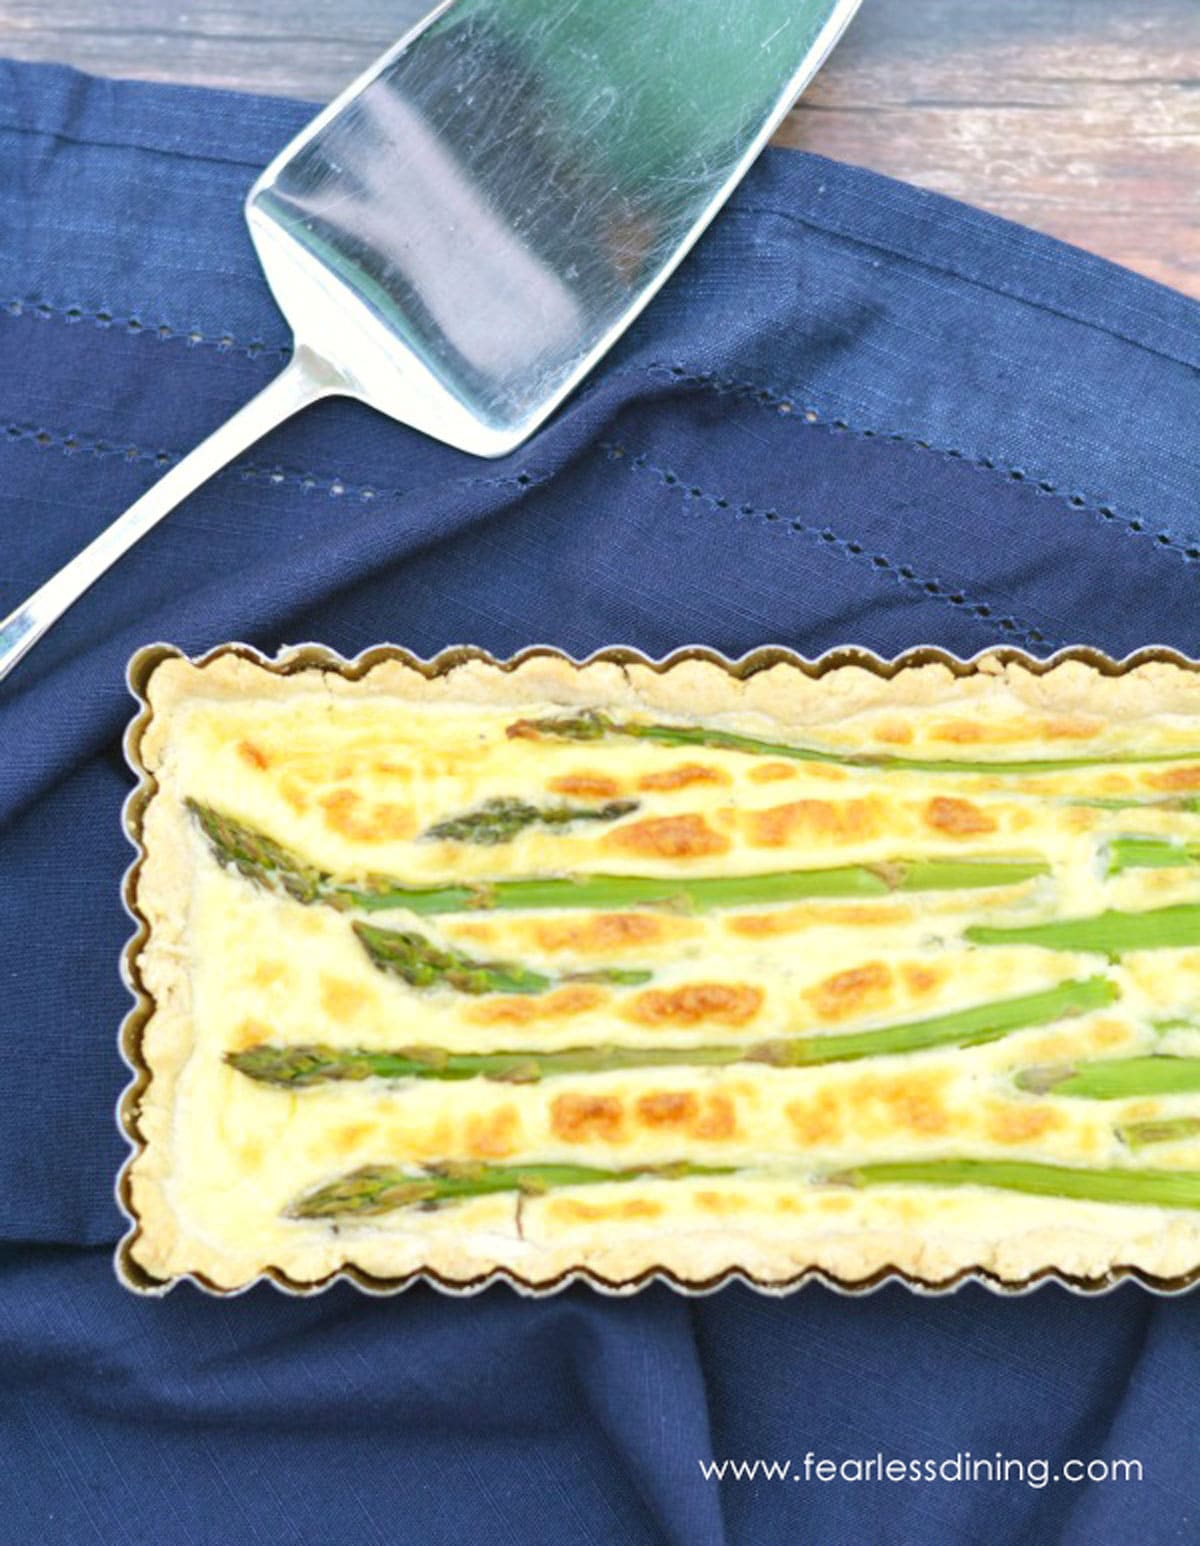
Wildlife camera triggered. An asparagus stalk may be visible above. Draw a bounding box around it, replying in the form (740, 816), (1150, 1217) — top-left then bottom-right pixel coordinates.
(1016, 1056), (1200, 1099)
(351, 921), (650, 995)
(289, 1159), (734, 1218)
(1119, 1117), (1200, 1151)
(966, 903), (1200, 957)
(190, 800), (1047, 915)
(424, 795), (637, 846)
(827, 1157), (1200, 1209)
(1106, 836), (1200, 875)
(229, 977), (1116, 1088)
(507, 710), (1200, 776)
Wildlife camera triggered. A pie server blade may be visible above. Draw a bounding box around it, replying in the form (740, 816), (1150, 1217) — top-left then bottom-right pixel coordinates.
(0, 0), (860, 681)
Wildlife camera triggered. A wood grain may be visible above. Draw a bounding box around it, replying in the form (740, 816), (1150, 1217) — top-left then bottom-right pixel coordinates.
(1, 0), (1197, 296)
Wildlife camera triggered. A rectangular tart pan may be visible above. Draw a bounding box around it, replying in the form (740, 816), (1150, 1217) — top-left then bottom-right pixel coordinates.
(116, 639), (1200, 1297)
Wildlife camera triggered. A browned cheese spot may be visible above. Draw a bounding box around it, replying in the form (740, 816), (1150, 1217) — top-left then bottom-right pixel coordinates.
(1044, 717), (1104, 740)
(319, 974), (373, 1021)
(848, 1071), (954, 1138)
(901, 963), (946, 999)
(319, 787), (416, 842)
(464, 1105), (521, 1159)
(602, 813), (730, 860)
(609, 1090), (740, 1141)
(551, 1093), (627, 1144)
(786, 1091), (843, 1146)
(531, 912), (679, 955)
(927, 715), (1099, 747)
(1090, 1018), (1134, 1049)
(636, 762), (730, 792)
(747, 761), (798, 784)
(693, 1093), (737, 1140)
(388, 1114), (454, 1163)
(924, 796), (997, 838)
(695, 1191), (747, 1215)
(247, 959), (288, 988)
(237, 739), (269, 770)
(550, 1197), (663, 1223)
(929, 718), (989, 744)
(727, 902), (909, 937)
(330, 1122), (378, 1157)
(230, 1017), (274, 1052)
(280, 775), (309, 813)
(874, 719), (914, 745)
(446, 920), (497, 944)
(985, 1105), (1063, 1144)
(635, 1091), (699, 1128)
(748, 798), (882, 848)
(547, 772), (624, 798)
(627, 982), (763, 1028)
(1149, 766), (1200, 791)
(468, 984), (607, 1026)
(803, 962), (894, 1023)
(799, 763), (848, 782)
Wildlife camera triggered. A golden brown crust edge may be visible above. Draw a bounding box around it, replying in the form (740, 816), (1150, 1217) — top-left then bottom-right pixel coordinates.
(116, 640), (1200, 1297)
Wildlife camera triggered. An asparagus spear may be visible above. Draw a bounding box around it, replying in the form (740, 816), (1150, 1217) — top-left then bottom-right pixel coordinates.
(827, 1157), (1200, 1209)
(188, 799), (327, 904)
(1106, 836), (1200, 875)
(353, 921), (549, 993)
(190, 800), (1047, 915)
(351, 921), (650, 995)
(1016, 1056), (1200, 1099)
(966, 903), (1200, 957)
(424, 795), (637, 846)
(229, 977), (1116, 1088)
(507, 710), (1200, 776)
(289, 1159), (734, 1218)
(1119, 1117), (1200, 1151)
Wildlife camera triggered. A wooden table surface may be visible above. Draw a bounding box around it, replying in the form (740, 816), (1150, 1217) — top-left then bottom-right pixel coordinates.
(2, 0), (1197, 297)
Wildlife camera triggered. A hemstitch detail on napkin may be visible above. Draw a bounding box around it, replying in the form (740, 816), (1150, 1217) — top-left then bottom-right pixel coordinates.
(601, 439), (1059, 655)
(4, 296), (291, 361)
(652, 364), (1200, 570)
(0, 416), (550, 509)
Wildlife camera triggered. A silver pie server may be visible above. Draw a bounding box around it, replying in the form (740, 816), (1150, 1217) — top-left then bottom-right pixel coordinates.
(0, 0), (860, 683)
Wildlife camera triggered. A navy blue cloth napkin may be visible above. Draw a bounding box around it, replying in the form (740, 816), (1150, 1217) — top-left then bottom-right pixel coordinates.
(2, 58), (1199, 1546)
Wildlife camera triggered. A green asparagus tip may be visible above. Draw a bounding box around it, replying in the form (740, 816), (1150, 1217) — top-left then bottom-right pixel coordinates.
(352, 920), (552, 995)
(1013, 1064), (1076, 1095)
(1119, 1117), (1200, 1152)
(187, 799), (328, 904)
(423, 795), (638, 846)
(506, 711), (613, 743)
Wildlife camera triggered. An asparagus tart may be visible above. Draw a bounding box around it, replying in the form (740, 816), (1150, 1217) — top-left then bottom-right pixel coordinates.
(120, 646), (1200, 1292)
